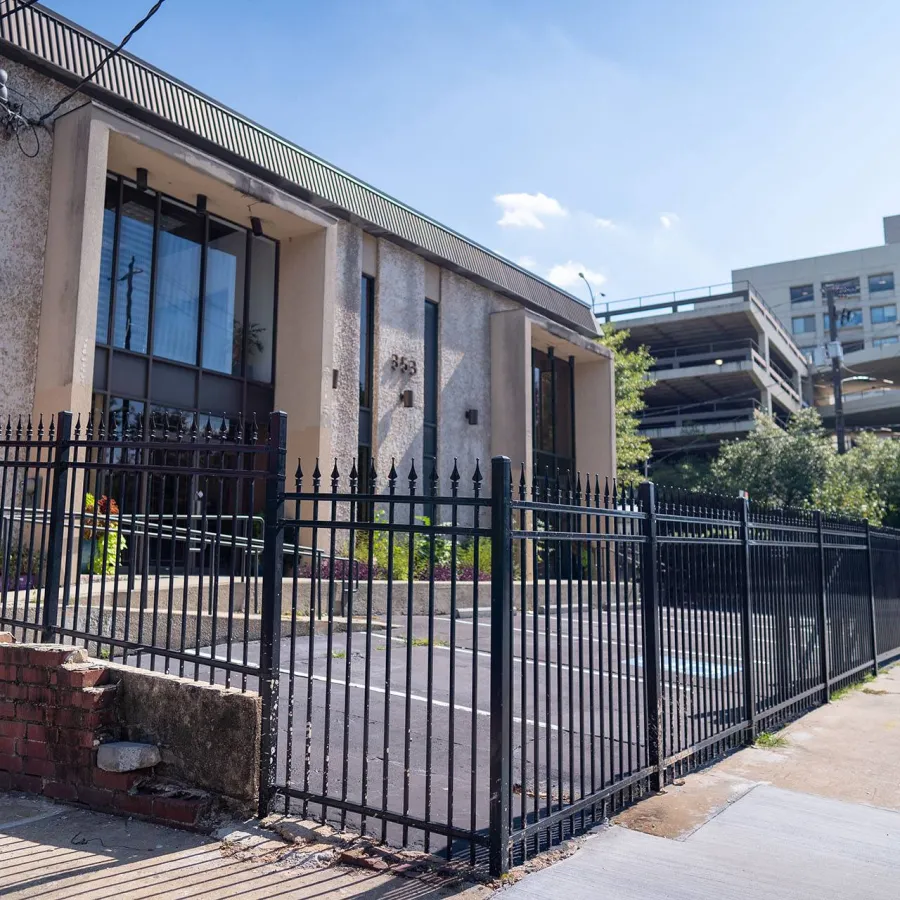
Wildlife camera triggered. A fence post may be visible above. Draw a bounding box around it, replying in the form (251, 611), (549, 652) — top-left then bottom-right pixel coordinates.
(865, 520), (879, 676)
(41, 411), (72, 642)
(637, 481), (662, 792)
(815, 511), (831, 702)
(258, 411), (287, 818)
(489, 456), (512, 877)
(739, 498), (755, 742)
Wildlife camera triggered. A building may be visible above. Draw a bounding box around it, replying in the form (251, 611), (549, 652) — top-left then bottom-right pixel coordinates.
(597, 283), (807, 460)
(0, 3), (615, 496)
(734, 217), (900, 433)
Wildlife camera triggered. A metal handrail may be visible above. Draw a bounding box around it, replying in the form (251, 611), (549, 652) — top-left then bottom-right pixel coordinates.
(0, 507), (360, 592)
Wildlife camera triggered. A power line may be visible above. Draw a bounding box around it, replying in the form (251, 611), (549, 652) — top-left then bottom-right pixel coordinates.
(34, 0), (169, 126)
(0, 0), (39, 22)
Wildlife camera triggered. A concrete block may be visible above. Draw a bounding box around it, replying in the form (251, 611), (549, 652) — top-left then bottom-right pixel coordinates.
(97, 741), (161, 773)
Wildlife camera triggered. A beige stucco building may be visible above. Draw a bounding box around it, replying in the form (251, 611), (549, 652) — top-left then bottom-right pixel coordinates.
(0, 5), (614, 494)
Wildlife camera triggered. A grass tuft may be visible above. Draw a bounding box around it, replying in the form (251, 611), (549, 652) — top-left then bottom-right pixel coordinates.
(331, 650), (346, 659)
(754, 731), (788, 749)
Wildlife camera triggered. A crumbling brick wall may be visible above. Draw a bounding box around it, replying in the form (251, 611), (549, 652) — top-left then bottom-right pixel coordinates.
(0, 635), (210, 826)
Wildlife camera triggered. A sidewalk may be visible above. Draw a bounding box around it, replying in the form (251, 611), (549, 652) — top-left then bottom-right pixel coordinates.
(0, 794), (491, 900)
(504, 664), (900, 899)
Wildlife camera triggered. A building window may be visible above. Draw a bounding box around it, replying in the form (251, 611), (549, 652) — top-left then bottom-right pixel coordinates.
(869, 273), (894, 293)
(874, 336), (899, 348)
(823, 309), (863, 330)
(843, 339), (865, 353)
(821, 277), (860, 297)
(532, 348), (575, 484)
(790, 284), (814, 304)
(423, 299), (439, 484)
(93, 172), (278, 430)
(357, 275), (376, 507)
(792, 315), (816, 335)
(871, 304), (897, 324)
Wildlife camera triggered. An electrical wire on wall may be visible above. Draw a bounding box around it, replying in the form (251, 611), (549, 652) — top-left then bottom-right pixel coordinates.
(0, 68), (39, 157)
(0, 0), (170, 159)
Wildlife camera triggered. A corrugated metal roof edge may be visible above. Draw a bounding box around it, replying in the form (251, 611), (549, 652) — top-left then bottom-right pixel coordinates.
(1, 3), (599, 338)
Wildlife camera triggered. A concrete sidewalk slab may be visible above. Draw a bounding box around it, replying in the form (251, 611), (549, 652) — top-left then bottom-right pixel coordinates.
(505, 786), (900, 900)
(504, 663), (900, 899)
(0, 793), (491, 900)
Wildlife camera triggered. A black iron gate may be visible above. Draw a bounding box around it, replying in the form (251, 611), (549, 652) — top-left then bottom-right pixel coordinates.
(2, 411), (899, 877)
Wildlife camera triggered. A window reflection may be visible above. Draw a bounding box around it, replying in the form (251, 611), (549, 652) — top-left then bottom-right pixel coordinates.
(96, 178), (118, 345)
(246, 235), (276, 383)
(114, 185), (154, 353)
(204, 219), (246, 375)
(153, 200), (203, 365)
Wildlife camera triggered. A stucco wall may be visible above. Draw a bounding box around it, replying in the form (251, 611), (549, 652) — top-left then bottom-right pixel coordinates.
(439, 270), (517, 491)
(329, 221), (364, 472)
(374, 239), (426, 482)
(0, 57), (70, 416)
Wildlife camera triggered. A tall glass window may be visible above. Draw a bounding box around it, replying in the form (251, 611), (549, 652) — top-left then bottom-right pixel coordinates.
(423, 300), (439, 481)
(93, 172), (278, 429)
(358, 275), (376, 508)
(203, 219), (246, 375)
(113, 183), (155, 353)
(532, 348), (575, 483)
(153, 199), (203, 365)
(96, 180), (118, 344)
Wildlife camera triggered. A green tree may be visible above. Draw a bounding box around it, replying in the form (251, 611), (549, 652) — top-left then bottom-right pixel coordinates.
(815, 432), (900, 526)
(710, 407), (832, 508)
(598, 324), (654, 482)
(649, 455), (712, 492)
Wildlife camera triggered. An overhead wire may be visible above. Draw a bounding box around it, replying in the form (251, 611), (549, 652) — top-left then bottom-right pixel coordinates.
(33, 0), (169, 126)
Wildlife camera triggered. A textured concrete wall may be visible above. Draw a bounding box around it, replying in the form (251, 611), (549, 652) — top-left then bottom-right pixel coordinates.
(108, 664), (261, 805)
(440, 270), (516, 488)
(0, 57), (70, 416)
(374, 240), (426, 482)
(329, 222), (364, 470)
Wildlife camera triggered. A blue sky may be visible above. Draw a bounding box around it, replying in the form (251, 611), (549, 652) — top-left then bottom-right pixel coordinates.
(45, 0), (900, 305)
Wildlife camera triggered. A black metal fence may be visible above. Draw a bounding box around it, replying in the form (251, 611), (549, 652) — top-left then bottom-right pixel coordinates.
(2, 411), (900, 876)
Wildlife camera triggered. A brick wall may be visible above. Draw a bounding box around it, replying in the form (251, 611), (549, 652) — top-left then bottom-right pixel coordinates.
(0, 636), (207, 827)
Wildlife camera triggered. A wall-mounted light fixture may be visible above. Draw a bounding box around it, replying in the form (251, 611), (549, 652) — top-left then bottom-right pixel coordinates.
(465, 409), (479, 425)
(714, 358), (724, 366)
(251, 216), (263, 237)
(332, 369), (339, 389)
(400, 389), (414, 408)
(136, 167), (148, 191)
(196, 194), (207, 213)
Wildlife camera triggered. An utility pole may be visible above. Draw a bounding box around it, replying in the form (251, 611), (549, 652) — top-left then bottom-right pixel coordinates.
(118, 255), (143, 351)
(825, 284), (846, 454)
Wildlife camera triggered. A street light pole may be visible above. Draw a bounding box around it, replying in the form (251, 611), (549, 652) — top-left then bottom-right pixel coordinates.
(825, 285), (847, 454)
(579, 271), (605, 309)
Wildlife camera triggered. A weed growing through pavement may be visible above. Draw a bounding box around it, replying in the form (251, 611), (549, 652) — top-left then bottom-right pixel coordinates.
(754, 731), (788, 749)
(831, 671), (879, 701)
(332, 650), (346, 659)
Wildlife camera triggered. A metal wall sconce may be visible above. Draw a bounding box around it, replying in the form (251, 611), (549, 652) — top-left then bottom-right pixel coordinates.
(251, 216), (263, 237)
(332, 369), (339, 389)
(400, 389), (414, 408)
(196, 193), (207, 213)
(465, 409), (479, 425)
(136, 167), (148, 191)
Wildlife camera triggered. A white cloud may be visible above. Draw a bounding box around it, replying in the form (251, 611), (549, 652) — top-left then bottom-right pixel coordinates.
(594, 217), (616, 230)
(494, 192), (568, 229)
(546, 261), (607, 291)
(659, 212), (680, 230)
(516, 255), (537, 269)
